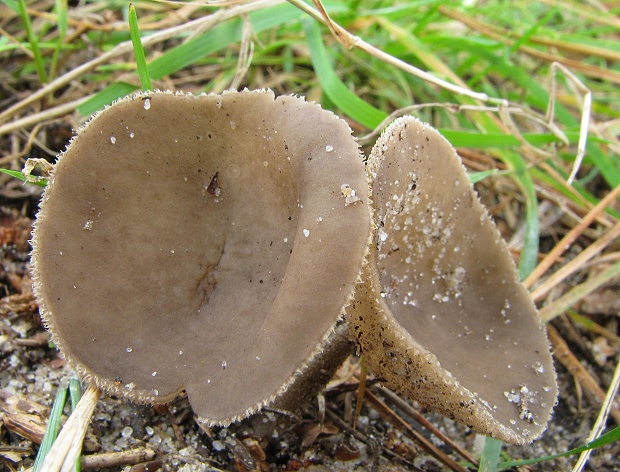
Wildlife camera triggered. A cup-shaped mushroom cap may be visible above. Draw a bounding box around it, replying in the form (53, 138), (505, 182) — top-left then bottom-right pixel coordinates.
(347, 116), (557, 444)
(31, 89), (371, 425)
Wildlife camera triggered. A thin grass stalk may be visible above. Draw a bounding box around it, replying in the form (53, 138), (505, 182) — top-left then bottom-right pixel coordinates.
(497, 424), (620, 469)
(16, 0), (47, 83)
(49, 0), (68, 81)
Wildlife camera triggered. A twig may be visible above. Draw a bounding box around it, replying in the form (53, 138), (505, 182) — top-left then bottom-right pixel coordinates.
(81, 448), (156, 470)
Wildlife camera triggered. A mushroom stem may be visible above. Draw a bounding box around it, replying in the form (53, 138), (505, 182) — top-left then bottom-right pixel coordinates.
(40, 384), (101, 472)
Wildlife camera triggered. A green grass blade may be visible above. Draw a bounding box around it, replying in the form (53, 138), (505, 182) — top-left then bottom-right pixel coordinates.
(498, 425), (620, 469)
(302, 19), (387, 128)
(148, 20), (243, 82)
(479, 437), (502, 472)
(69, 378), (82, 410)
(439, 129), (575, 148)
(508, 6), (558, 54)
(77, 2), (305, 115)
(1, 0), (19, 12)
(16, 0), (47, 83)
(77, 82), (140, 116)
(0, 168), (47, 187)
(469, 169), (506, 184)
(128, 3), (152, 92)
(33, 383), (68, 471)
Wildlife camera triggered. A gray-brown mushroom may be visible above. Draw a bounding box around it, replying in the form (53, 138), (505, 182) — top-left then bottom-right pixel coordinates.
(31, 89), (371, 425)
(347, 116), (557, 444)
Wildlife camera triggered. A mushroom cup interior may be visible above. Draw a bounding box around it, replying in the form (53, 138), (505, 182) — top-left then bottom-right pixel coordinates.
(32, 90), (371, 424)
(347, 116), (557, 444)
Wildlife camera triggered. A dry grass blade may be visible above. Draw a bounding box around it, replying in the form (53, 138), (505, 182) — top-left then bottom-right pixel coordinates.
(540, 262), (620, 323)
(438, 6), (620, 85)
(287, 0), (491, 103)
(525, 184), (620, 290)
(310, 0), (353, 48)
(39, 384), (101, 472)
(363, 389), (468, 472)
(373, 385), (479, 467)
(572, 357), (620, 472)
(531, 220), (620, 303)
(0, 0), (285, 127)
(0, 97), (92, 137)
(547, 325), (620, 424)
(504, 32), (620, 63)
(546, 62), (591, 185)
(539, 0), (620, 28)
(228, 15), (254, 90)
(352, 358), (367, 431)
(324, 408), (421, 471)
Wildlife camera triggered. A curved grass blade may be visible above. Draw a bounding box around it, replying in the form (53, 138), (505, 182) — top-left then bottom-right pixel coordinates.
(0, 168), (47, 187)
(497, 425), (620, 469)
(302, 18), (387, 129)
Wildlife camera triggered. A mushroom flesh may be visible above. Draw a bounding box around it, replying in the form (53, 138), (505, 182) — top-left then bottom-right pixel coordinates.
(347, 116), (557, 444)
(31, 90), (371, 425)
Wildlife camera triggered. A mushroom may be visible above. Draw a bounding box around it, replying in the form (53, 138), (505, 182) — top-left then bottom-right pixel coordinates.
(31, 89), (371, 425)
(347, 116), (557, 444)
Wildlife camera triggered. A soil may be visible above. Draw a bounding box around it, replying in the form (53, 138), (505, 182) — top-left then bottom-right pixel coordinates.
(0, 192), (619, 472)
